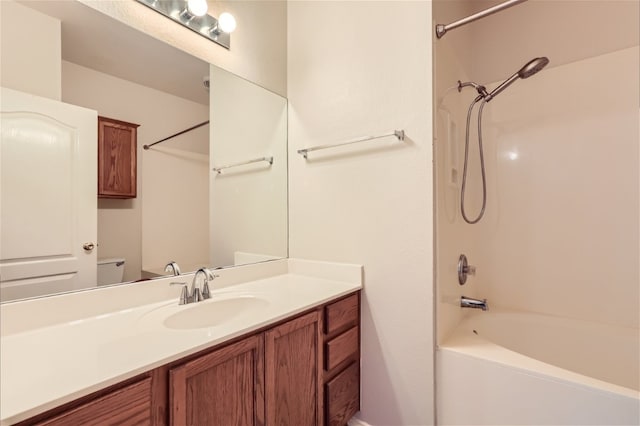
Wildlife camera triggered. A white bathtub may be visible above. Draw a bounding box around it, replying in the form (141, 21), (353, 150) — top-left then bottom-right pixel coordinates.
(437, 310), (640, 425)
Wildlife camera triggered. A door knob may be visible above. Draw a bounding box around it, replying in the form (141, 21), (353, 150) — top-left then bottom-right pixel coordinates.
(83, 242), (96, 251)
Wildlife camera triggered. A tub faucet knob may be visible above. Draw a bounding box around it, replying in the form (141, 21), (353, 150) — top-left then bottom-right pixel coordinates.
(458, 254), (476, 285)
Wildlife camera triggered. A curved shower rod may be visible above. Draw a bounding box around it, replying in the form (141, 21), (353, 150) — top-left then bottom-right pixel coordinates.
(435, 0), (528, 39)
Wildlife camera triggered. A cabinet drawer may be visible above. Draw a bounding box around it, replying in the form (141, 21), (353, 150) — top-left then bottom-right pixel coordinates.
(34, 377), (152, 426)
(325, 362), (359, 426)
(325, 326), (358, 371)
(324, 293), (358, 334)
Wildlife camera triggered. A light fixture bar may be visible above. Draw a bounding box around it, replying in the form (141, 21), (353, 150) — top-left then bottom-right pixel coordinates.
(135, 0), (231, 49)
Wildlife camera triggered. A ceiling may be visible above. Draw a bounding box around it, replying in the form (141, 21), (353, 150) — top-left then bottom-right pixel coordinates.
(19, 0), (210, 105)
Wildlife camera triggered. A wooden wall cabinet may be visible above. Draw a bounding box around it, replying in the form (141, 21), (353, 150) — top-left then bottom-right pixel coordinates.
(98, 116), (139, 199)
(20, 292), (360, 426)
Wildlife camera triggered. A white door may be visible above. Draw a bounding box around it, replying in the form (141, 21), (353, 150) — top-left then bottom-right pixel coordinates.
(0, 87), (97, 301)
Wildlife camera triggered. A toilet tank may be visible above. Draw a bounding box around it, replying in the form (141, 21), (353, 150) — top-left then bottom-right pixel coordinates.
(97, 258), (125, 286)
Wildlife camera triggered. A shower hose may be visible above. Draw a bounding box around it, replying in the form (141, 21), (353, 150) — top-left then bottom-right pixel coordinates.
(461, 95), (488, 224)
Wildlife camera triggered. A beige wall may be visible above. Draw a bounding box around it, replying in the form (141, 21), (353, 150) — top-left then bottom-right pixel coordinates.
(141, 142), (209, 275)
(0, 0), (61, 100)
(62, 61), (209, 282)
(288, 2), (434, 424)
(209, 65), (288, 268)
(79, 0), (287, 97)
(433, 0), (478, 342)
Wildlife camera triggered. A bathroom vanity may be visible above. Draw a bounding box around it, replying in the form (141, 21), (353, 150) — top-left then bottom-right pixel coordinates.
(0, 259), (362, 426)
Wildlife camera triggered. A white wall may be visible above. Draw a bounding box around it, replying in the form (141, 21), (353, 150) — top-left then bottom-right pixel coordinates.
(62, 61), (209, 282)
(79, 0), (287, 97)
(288, 2), (434, 425)
(209, 65), (288, 268)
(0, 0), (61, 100)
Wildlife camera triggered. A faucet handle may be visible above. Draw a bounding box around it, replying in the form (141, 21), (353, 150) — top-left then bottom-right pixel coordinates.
(202, 282), (211, 299)
(170, 282), (189, 305)
(202, 272), (219, 300)
(203, 268), (219, 280)
(202, 273), (219, 300)
(192, 287), (202, 303)
(458, 254), (476, 285)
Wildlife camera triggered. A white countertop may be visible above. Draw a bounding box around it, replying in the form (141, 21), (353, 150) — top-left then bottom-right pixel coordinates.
(0, 259), (362, 425)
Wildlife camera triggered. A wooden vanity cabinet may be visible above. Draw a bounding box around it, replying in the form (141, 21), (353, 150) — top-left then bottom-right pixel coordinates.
(24, 377), (153, 426)
(98, 116), (139, 199)
(19, 292), (360, 426)
(170, 334), (265, 426)
(323, 293), (360, 426)
(265, 311), (322, 426)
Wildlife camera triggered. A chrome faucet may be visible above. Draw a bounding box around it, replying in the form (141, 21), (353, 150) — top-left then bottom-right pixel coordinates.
(190, 268), (219, 303)
(460, 296), (488, 311)
(164, 261), (181, 276)
(169, 268), (219, 305)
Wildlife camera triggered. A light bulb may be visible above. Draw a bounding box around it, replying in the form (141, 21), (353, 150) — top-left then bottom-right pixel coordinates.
(218, 12), (236, 33)
(187, 0), (208, 17)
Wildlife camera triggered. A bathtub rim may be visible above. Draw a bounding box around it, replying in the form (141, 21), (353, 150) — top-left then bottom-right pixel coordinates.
(439, 309), (640, 400)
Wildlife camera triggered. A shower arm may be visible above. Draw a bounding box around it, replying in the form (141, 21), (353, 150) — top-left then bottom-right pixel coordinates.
(458, 81), (489, 99)
(458, 73), (519, 103)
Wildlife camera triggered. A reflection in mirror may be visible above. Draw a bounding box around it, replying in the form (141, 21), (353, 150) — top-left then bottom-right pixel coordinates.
(209, 66), (288, 268)
(0, 0), (287, 303)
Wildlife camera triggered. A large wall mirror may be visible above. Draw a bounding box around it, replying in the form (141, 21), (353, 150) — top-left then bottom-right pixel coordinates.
(0, 0), (288, 302)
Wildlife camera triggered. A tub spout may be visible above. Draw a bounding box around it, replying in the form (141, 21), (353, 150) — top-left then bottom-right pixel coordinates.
(461, 296), (488, 311)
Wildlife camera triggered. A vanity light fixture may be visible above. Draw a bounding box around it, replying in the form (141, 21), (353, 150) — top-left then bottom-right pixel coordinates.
(217, 12), (236, 33)
(186, 0), (208, 17)
(207, 12), (236, 36)
(135, 0), (235, 49)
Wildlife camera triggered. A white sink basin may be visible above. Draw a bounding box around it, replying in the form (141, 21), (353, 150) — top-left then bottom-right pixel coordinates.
(163, 295), (269, 330)
(136, 293), (271, 331)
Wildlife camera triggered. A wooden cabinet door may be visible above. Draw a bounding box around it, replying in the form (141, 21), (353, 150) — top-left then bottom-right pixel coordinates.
(265, 311), (322, 426)
(170, 334), (265, 426)
(32, 378), (152, 426)
(98, 116), (138, 198)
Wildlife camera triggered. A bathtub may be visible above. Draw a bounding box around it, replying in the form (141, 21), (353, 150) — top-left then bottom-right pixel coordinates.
(437, 310), (640, 425)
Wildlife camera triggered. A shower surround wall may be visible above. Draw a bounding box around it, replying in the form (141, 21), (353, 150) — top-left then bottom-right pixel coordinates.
(433, 0), (477, 341)
(473, 46), (639, 328)
(434, 2), (639, 423)
(435, 0), (640, 340)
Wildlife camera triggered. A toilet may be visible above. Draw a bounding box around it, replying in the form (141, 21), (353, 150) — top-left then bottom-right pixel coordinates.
(97, 258), (125, 286)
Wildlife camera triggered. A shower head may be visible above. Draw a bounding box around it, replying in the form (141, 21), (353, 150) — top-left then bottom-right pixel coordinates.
(485, 56), (549, 102)
(518, 57), (550, 78)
